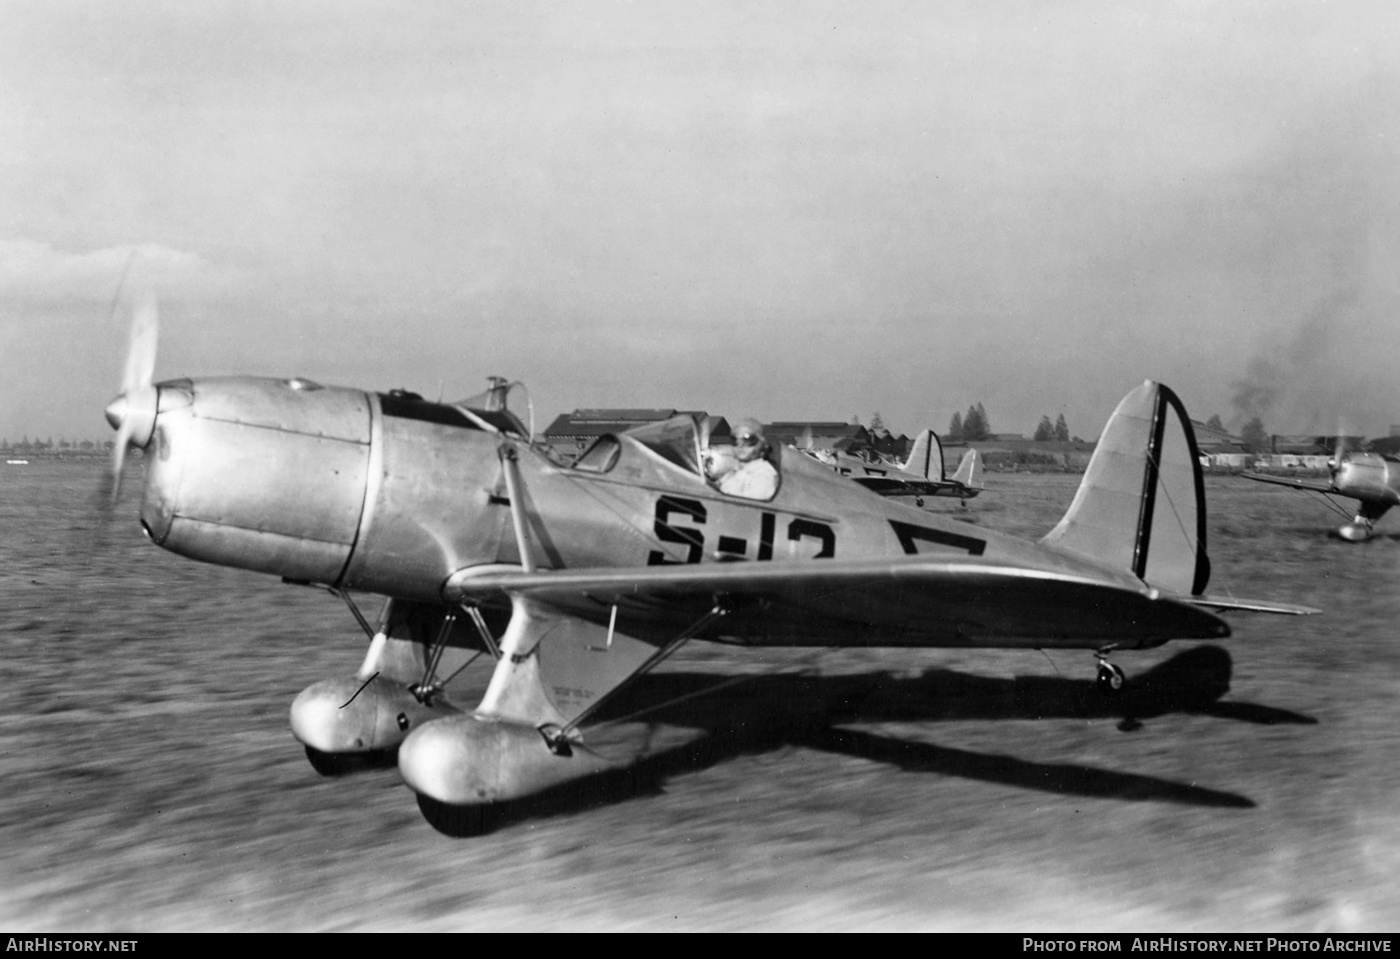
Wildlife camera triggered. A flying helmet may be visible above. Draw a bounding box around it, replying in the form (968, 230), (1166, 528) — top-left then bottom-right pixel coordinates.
(733, 418), (767, 460)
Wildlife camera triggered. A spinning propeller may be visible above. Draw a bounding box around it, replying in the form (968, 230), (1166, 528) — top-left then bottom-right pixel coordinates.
(103, 287), (160, 499)
(1326, 416), (1359, 487)
(1322, 418), (1380, 541)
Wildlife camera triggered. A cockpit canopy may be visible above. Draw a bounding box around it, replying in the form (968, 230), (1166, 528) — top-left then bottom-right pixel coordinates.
(572, 414), (780, 501)
(572, 415), (701, 475)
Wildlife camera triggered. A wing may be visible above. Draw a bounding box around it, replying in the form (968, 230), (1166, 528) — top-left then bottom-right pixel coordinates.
(445, 556), (1230, 650)
(1240, 472), (1338, 496)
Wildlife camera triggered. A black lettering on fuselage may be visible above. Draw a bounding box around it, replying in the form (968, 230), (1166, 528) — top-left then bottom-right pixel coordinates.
(647, 496), (706, 565)
(758, 511), (775, 560)
(889, 519), (986, 556)
(648, 501), (836, 563)
(717, 535), (747, 557)
(788, 518), (836, 558)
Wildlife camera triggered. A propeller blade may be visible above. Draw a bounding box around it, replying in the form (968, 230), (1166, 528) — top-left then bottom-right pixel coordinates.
(122, 288), (159, 395)
(110, 416), (131, 500)
(105, 285), (161, 502)
(1329, 415), (1353, 481)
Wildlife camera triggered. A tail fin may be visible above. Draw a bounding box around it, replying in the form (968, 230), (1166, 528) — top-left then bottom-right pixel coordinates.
(900, 429), (944, 481)
(1041, 381), (1209, 595)
(951, 448), (982, 490)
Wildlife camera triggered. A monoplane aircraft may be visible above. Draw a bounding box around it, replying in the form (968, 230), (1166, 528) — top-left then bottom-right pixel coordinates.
(103, 303), (1314, 832)
(797, 428), (985, 506)
(1242, 438), (1400, 541)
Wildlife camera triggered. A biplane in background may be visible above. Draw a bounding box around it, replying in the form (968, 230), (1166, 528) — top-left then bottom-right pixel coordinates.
(794, 427), (985, 506)
(103, 300), (1315, 832)
(1242, 437), (1400, 541)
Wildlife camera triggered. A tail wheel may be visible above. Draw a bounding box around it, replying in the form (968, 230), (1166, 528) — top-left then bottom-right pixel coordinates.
(1096, 662), (1126, 695)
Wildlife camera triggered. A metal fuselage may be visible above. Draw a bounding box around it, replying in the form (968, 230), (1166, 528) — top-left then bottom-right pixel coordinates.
(1334, 453), (1400, 507)
(803, 449), (917, 480)
(138, 377), (1127, 615)
(1333, 452), (1400, 540)
(1243, 450), (1400, 541)
(803, 448), (977, 499)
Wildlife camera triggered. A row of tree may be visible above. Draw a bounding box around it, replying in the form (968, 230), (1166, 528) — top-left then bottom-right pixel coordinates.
(1032, 414), (1071, 443)
(947, 404), (991, 441)
(1, 437), (112, 451)
(878, 405), (1274, 452)
(949, 405), (1075, 443)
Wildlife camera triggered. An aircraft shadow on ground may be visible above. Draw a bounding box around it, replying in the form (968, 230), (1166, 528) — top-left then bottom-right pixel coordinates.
(419, 645), (1317, 836)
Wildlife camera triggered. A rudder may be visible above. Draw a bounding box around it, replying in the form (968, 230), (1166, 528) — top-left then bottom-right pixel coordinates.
(1041, 381), (1209, 595)
(952, 448), (982, 490)
(900, 429), (943, 481)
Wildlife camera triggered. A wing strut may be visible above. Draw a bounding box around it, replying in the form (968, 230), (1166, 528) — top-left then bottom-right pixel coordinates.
(410, 609), (458, 700)
(400, 604), (503, 704)
(499, 444), (536, 572)
(327, 587), (378, 639)
(543, 601), (731, 750)
(462, 604), (502, 660)
(324, 587), (392, 680)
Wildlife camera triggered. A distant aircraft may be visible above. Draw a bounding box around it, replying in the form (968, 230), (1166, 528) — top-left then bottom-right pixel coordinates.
(1242, 438), (1400, 541)
(796, 428), (985, 506)
(102, 300), (1314, 832)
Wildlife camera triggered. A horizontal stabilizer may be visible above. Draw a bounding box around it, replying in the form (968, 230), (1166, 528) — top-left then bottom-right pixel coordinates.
(1187, 595), (1320, 616)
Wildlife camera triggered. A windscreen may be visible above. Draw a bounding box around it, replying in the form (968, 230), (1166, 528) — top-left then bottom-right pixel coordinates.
(623, 416), (703, 474)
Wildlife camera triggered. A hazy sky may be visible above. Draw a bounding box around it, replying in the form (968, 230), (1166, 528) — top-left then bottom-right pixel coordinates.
(3, 0), (1398, 445)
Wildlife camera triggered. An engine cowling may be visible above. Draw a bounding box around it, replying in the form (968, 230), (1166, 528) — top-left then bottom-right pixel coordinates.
(141, 377), (374, 584)
(1336, 453), (1399, 504)
(131, 376), (515, 599)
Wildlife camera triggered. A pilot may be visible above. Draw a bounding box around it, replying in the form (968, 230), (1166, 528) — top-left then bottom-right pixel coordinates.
(706, 418), (779, 499)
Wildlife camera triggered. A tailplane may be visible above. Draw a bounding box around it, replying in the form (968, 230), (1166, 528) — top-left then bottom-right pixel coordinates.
(899, 429), (943, 481)
(1041, 381), (1209, 596)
